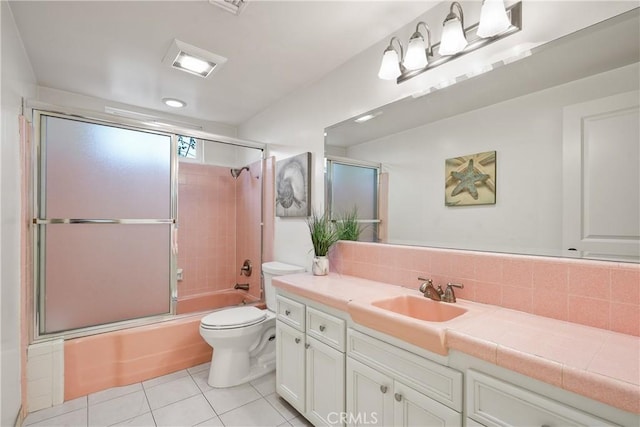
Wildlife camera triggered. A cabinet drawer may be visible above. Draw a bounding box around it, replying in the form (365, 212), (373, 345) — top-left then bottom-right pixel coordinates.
(306, 306), (345, 351)
(466, 370), (618, 427)
(347, 329), (462, 412)
(276, 295), (305, 331)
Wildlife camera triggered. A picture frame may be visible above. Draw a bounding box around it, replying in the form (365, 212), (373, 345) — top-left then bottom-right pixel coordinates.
(445, 150), (496, 206)
(276, 152), (311, 217)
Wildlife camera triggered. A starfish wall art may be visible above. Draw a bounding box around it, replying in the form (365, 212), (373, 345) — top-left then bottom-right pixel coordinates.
(445, 151), (496, 206)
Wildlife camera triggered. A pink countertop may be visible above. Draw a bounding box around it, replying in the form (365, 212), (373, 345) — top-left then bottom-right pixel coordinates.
(274, 273), (640, 414)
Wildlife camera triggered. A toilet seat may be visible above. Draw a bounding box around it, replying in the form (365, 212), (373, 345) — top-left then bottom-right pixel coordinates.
(200, 306), (267, 330)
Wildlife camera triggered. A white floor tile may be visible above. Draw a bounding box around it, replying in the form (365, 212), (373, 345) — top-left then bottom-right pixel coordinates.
(289, 416), (314, 427)
(219, 398), (286, 427)
(203, 383), (261, 415)
(152, 395), (216, 427)
(110, 412), (155, 426)
(145, 375), (201, 410)
(88, 383), (142, 406)
(190, 369), (213, 393)
(142, 370), (189, 389)
(194, 415), (224, 426)
(27, 408), (87, 427)
(187, 362), (210, 375)
(88, 390), (150, 427)
(250, 372), (276, 396)
(25, 397), (87, 426)
(264, 393), (300, 421)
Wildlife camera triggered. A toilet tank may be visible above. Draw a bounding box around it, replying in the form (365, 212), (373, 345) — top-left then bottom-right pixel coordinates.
(262, 262), (305, 311)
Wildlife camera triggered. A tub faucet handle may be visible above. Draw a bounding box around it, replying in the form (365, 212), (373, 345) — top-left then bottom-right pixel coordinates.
(240, 259), (252, 276)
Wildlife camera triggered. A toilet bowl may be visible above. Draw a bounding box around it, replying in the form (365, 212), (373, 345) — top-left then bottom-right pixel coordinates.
(199, 261), (305, 388)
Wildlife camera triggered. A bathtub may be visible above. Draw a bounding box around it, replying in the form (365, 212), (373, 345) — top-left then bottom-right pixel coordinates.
(64, 289), (261, 400)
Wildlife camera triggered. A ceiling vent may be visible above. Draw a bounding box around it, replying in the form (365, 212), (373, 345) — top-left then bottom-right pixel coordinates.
(209, 0), (247, 15)
(162, 39), (227, 78)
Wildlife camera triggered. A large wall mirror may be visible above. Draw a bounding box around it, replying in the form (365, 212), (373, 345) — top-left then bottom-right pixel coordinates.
(325, 8), (640, 263)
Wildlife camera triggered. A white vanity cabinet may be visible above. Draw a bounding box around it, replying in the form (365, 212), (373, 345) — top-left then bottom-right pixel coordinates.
(465, 370), (618, 427)
(346, 329), (463, 427)
(275, 294), (346, 426)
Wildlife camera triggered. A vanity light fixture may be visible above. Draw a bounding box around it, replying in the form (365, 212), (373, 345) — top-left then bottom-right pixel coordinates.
(377, 2), (522, 84)
(439, 2), (468, 56)
(378, 37), (404, 80)
(404, 22), (433, 71)
(162, 98), (186, 108)
(477, 0), (511, 38)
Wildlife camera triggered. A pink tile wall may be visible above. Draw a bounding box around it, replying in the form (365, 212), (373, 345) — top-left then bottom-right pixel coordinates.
(331, 241), (640, 336)
(178, 162), (237, 297)
(235, 160), (263, 301)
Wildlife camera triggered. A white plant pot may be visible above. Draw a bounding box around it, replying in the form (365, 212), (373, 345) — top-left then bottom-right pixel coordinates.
(312, 256), (330, 276)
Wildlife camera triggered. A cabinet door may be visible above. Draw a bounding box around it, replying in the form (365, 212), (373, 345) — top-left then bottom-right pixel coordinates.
(276, 321), (305, 413)
(305, 336), (345, 426)
(346, 357), (394, 427)
(393, 381), (462, 427)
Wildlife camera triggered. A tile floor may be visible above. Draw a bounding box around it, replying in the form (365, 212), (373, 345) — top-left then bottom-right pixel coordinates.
(23, 364), (313, 427)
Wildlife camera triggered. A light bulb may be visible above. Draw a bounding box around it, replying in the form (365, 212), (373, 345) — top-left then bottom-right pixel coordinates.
(378, 48), (401, 80)
(404, 36), (428, 70)
(439, 17), (468, 56)
(477, 0), (510, 38)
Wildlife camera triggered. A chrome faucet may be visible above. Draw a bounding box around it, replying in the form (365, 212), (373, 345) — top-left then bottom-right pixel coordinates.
(418, 277), (443, 301)
(442, 283), (464, 303)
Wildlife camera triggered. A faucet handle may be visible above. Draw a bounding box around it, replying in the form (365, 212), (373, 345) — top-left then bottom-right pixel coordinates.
(442, 283), (464, 303)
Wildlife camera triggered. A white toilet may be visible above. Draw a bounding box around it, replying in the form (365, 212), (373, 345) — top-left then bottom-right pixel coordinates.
(199, 261), (305, 388)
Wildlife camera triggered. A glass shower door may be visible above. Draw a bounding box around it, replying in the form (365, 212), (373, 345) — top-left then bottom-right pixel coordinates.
(36, 112), (175, 335)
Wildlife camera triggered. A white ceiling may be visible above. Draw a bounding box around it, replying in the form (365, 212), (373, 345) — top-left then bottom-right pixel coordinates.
(9, 0), (434, 127)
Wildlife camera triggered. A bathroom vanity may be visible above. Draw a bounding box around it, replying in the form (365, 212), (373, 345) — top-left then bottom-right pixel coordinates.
(274, 273), (639, 427)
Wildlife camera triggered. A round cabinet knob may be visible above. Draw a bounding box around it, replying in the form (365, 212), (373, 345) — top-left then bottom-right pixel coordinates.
(319, 325), (326, 332)
(305, 343), (310, 349)
(294, 338), (300, 344)
(394, 393), (403, 402)
(380, 385), (388, 394)
(285, 310), (291, 316)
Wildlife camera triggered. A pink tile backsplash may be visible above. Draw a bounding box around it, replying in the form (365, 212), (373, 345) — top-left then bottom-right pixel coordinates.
(333, 241), (640, 336)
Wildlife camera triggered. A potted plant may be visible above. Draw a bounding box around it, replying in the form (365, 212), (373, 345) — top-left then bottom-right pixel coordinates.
(307, 211), (339, 275)
(334, 207), (363, 241)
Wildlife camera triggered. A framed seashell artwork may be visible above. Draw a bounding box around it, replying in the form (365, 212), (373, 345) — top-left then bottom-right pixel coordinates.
(276, 152), (311, 217)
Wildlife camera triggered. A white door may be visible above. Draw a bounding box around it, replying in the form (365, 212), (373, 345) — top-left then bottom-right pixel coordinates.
(305, 336), (345, 426)
(563, 90), (640, 261)
(345, 357), (394, 427)
(393, 381), (461, 427)
(276, 321), (306, 413)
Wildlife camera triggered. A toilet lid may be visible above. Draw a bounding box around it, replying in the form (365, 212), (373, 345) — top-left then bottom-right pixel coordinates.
(200, 306), (267, 330)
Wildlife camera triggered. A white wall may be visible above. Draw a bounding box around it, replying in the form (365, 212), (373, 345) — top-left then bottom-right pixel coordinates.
(1, 1), (37, 424)
(347, 64), (639, 254)
(237, 1), (636, 269)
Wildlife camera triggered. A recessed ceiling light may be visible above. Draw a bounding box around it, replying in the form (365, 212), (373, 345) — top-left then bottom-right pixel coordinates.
(173, 52), (215, 77)
(354, 112), (382, 123)
(162, 39), (228, 79)
(162, 98), (186, 108)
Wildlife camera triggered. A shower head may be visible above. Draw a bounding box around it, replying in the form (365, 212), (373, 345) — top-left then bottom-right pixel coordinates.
(230, 166), (250, 178)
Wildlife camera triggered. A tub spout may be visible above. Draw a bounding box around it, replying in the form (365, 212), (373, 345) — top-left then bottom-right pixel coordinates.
(234, 283), (250, 291)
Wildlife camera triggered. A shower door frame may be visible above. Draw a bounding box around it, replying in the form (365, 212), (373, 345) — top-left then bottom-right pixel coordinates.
(32, 109), (180, 341)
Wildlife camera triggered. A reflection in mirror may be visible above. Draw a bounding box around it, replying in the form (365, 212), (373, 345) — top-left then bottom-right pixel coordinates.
(325, 9), (640, 262)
